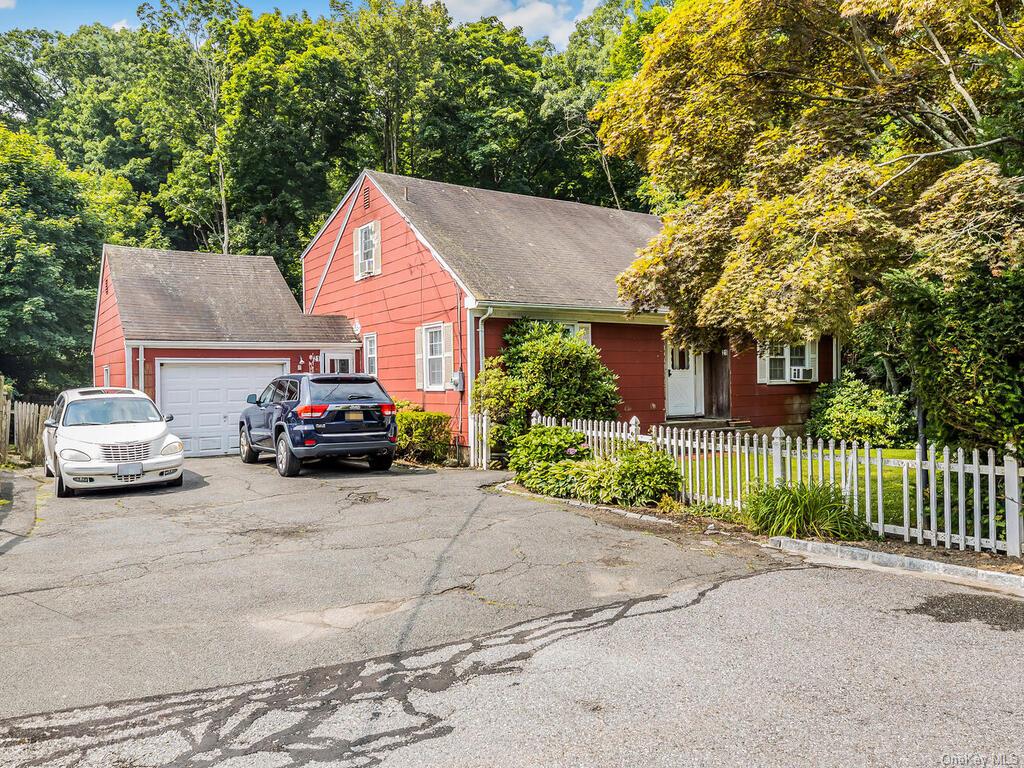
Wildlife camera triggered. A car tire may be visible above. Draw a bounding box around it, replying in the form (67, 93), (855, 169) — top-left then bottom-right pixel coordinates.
(43, 459), (54, 478)
(54, 465), (74, 498)
(239, 427), (259, 464)
(368, 454), (394, 472)
(166, 474), (184, 488)
(275, 433), (301, 477)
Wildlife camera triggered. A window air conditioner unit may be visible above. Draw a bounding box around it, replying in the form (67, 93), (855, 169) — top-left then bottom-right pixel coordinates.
(790, 367), (813, 382)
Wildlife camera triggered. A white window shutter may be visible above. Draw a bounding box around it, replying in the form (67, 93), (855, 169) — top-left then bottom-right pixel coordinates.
(372, 220), (382, 275)
(756, 344), (768, 384)
(579, 322), (592, 345)
(442, 322), (454, 387)
(807, 338), (819, 381)
(414, 326), (424, 390)
(352, 227), (360, 280)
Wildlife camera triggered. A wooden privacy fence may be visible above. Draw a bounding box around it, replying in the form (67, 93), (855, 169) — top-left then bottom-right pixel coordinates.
(528, 412), (1024, 558)
(0, 392), (52, 467)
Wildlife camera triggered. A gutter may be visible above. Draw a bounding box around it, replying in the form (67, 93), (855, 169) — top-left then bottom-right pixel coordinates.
(476, 306), (494, 373)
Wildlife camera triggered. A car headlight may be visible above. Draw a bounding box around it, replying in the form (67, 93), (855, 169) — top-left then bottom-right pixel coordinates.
(161, 440), (184, 456)
(59, 448), (92, 462)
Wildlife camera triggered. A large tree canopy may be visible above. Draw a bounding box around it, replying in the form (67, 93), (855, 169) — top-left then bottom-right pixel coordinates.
(594, 0), (1024, 444)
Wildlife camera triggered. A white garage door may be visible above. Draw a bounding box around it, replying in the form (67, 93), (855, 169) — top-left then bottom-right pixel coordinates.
(159, 361), (287, 456)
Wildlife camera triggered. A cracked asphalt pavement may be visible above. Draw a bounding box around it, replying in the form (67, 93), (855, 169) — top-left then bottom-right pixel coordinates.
(1, 458), (1023, 767)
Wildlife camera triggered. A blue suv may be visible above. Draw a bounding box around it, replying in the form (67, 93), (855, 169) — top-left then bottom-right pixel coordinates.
(239, 374), (397, 476)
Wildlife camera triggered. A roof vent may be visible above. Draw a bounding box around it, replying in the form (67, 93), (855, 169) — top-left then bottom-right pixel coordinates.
(362, 187), (370, 209)
(403, 185), (408, 202)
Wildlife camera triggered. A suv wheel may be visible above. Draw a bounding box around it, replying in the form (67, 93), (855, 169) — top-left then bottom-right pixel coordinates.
(275, 433), (301, 477)
(239, 427), (259, 464)
(368, 454), (394, 472)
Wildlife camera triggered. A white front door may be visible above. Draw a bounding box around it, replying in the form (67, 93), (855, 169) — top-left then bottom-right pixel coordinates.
(665, 345), (703, 417)
(159, 360), (287, 456)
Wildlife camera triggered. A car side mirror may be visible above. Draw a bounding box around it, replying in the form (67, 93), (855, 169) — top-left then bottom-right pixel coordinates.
(164, 414), (174, 423)
(246, 393), (258, 404)
(43, 418), (56, 429)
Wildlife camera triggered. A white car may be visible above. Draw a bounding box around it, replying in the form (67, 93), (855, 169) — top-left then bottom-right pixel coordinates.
(42, 388), (185, 498)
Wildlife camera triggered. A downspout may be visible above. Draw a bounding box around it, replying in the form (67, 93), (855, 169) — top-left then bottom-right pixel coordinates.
(476, 306), (493, 374)
(138, 345), (145, 394)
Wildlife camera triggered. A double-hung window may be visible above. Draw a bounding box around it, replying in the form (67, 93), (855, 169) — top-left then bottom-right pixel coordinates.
(759, 340), (818, 384)
(425, 324), (444, 390)
(363, 333), (377, 376)
(357, 224), (375, 278)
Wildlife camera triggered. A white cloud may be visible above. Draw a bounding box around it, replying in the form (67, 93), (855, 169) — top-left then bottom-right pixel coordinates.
(0, 0), (16, 10)
(110, 19), (131, 31)
(444, 0), (590, 48)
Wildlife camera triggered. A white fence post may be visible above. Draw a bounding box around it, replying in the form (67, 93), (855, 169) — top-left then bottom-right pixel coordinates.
(771, 427), (784, 487)
(482, 412), (491, 469)
(1005, 446), (1021, 558)
(628, 416), (640, 441)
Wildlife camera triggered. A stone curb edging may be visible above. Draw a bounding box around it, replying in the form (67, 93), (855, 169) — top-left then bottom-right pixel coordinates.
(768, 536), (1024, 595)
(494, 480), (682, 527)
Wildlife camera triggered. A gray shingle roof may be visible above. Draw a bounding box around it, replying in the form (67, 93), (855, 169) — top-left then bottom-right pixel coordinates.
(104, 245), (358, 345)
(366, 171), (662, 311)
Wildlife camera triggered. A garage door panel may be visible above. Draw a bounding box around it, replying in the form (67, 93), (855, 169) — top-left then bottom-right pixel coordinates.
(159, 361), (286, 457)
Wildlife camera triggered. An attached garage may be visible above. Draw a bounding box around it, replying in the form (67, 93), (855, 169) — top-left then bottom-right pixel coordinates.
(92, 245), (360, 457)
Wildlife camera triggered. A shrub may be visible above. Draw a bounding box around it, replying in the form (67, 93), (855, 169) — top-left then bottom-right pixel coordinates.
(611, 444), (682, 506)
(565, 458), (618, 504)
(806, 373), (914, 447)
(745, 483), (867, 540)
(393, 399), (423, 412)
(472, 321), (620, 452)
(395, 411), (451, 463)
(508, 426), (590, 477)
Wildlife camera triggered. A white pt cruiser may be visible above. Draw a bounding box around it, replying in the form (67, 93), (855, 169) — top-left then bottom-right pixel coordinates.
(42, 388), (185, 497)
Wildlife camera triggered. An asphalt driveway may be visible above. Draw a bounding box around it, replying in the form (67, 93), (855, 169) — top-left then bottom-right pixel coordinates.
(1, 457), (1022, 766)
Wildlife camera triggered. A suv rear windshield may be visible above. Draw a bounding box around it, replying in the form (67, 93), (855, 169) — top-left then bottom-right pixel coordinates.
(63, 397), (162, 426)
(308, 378), (388, 403)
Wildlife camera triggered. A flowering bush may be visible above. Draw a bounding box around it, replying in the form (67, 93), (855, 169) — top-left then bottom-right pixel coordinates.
(508, 426), (590, 477)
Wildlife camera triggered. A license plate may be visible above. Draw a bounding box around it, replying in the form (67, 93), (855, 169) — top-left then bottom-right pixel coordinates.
(117, 462), (143, 476)
(345, 411), (364, 421)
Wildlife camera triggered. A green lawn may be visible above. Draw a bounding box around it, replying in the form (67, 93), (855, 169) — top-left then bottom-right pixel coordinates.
(675, 444), (1008, 547)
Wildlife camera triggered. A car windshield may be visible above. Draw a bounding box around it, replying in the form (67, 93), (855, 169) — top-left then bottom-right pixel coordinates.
(308, 378), (388, 404)
(63, 397), (163, 426)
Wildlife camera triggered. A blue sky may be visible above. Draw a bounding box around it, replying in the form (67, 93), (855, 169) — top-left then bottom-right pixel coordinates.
(0, 0), (596, 46)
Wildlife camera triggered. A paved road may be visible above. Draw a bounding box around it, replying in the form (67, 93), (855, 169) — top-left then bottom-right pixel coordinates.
(0, 457), (1022, 767)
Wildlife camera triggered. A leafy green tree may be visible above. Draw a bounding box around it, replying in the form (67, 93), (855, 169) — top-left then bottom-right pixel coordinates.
(333, 0), (451, 174)
(221, 10), (368, 283)
(136, 0), (241, 253)
(0, 129), (105, 393)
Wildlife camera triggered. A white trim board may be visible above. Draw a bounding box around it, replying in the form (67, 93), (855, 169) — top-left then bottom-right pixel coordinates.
(125, 340), (359, 350)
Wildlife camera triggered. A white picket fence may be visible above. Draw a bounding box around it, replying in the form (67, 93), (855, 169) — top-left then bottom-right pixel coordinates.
(468, 411), (491, 470)
(527, 412), (1024, 558)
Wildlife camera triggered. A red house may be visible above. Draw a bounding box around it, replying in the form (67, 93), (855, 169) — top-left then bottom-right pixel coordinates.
(300, 171), (838, 448)
(92, 245), (359, 456)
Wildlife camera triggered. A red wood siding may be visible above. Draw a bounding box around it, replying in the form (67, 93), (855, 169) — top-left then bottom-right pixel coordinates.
(730, 337), (834, 428)
(481, 320), (666, 431)
(132, 348), (323, 402)
(93, 258), (126, 387)
(303, 178), (468, 440)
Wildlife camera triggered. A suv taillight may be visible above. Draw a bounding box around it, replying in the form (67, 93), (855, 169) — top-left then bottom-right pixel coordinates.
(379, 403), (396, 416)
(296, 404), (329, 419)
